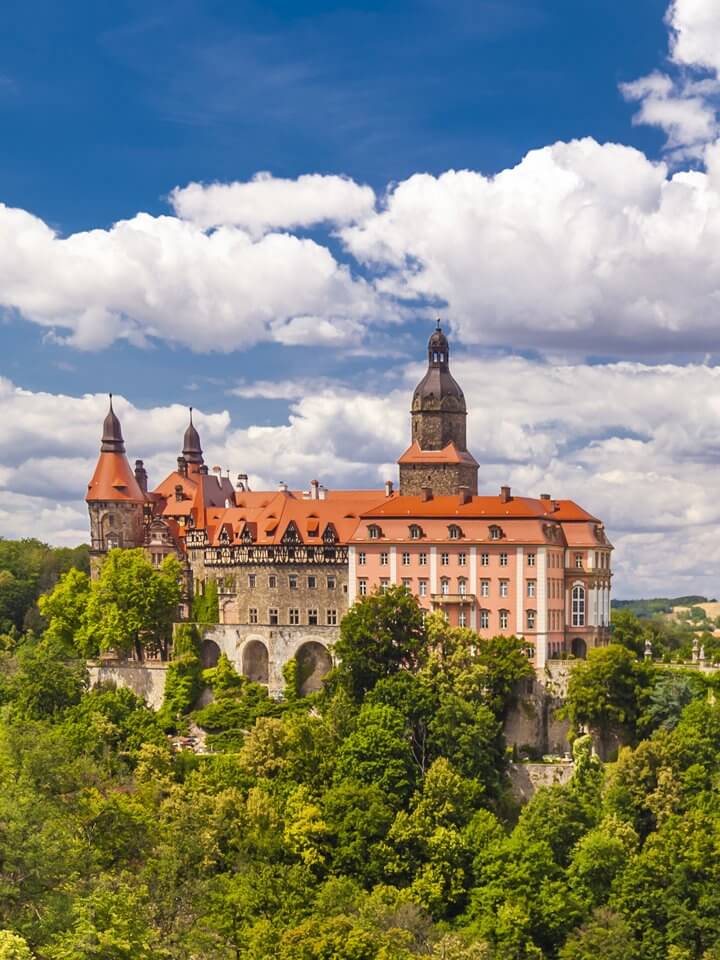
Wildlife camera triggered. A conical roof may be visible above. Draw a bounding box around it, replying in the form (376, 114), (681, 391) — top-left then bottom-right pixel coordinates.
(183, 408), (204, 464)
(101, 395), (125, 452)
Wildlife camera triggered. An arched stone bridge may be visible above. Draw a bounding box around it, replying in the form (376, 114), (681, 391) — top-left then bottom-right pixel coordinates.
(199, 624), (336, 698)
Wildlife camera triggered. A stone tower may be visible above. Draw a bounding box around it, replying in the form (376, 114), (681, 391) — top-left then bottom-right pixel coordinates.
(398, 322), (479, 496)
(86, 396), (147, 577)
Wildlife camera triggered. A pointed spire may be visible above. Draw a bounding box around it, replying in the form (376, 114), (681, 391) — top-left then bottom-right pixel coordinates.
(183, 406), (204, 464)
(101, 393), (125, 453)
(427, 318), (449, 368)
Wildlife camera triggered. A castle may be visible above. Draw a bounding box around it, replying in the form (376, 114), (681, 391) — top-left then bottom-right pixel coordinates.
(86, 324), (612, 695)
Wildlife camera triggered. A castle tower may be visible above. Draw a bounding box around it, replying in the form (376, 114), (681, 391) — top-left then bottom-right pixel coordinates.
(398, 322), (479, 496)
(86, 396), (147, 576)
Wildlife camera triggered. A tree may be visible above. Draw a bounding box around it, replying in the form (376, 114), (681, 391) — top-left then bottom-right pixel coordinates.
(559, 908), (638, 960)
(610, 609), (645, 657)
(38, 568), (91, 655)
(0, 931), (34, 960)
(563, 645), (653, 747)
(334, 703), (417, 805)
(333, 587), (427, 700)
(80, 550), (182, 660)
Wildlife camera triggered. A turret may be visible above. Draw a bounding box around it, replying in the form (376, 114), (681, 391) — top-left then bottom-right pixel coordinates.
(398, 322), (479, 496)
(86, 395), (146, 576)
(183, 408), (204, 466)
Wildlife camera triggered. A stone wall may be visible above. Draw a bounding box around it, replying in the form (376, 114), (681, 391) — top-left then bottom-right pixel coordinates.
(200, 622), (338, 697)
(503, 662), (573, 756)
(508, 761), (575, 802)
(88, 661), (169, 710)
(399, 461), (479, 496)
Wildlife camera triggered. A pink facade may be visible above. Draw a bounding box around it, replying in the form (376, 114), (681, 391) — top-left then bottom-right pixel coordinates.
(349, 499), (612, 667)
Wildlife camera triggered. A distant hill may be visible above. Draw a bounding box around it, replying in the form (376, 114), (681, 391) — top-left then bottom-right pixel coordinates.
(612, 596), (712, 618)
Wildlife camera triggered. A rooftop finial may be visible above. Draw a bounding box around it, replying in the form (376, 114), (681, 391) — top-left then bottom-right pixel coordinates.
(101, 393), (125, 453)
(189, 406), (193, 424)
(183, 406), (203, 465)
(436, 317), (442, 331)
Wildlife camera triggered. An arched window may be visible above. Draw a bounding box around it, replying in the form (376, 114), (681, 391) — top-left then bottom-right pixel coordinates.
(448, 524), (462, 540)
(440, 578), (450, 595)
(458, 577), (467, 595)
(526, 609), (536, 629)
(572, 585), (585, 627)
(409, 524), (423, 540)
(367, 524), (382, 540)
(489, 525), (503, 540)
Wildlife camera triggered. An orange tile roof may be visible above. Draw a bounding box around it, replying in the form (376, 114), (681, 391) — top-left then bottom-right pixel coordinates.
(86, 452), (146, 503)
(361, 494), (598, 522)
(397, 440), (479, 466)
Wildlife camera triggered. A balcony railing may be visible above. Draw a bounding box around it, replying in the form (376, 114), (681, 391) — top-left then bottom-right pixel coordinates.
(431, 593), (476, 604)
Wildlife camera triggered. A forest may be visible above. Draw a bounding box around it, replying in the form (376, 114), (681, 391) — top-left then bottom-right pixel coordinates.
(1, 543), (720, 959)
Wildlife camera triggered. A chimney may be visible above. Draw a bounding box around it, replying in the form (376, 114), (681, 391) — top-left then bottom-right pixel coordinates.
(177, 456), (188, 478)
(237, 472), (249, 492)
(458, 485), (471, 505)
(174, 483), (184, 503)
(319, 485), (327, 501)
(199, 464), (209, 476)
(552, 500), (560, 512)
(500, 485), (512, 503)
(384, 479), (394, 497)
(540, 493), (551, 501)
(421, 486), (432, 502)
(134, 459), (148, 493)
(278, 481), (288, 492)
(311, 479), (320, 500)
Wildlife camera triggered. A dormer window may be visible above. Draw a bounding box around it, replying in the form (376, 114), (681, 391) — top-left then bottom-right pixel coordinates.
(368, 524), (381, 540)
(282, 521), (301, 544)
(409, 524), (423, 540)
(489, 525), (503, 540)
(323, 523), (338, 544)
(448, 524), (462, 540)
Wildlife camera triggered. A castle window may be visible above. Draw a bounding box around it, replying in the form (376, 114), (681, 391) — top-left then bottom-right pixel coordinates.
(489, 525), (503, 540)
(458, 610), (467, 627)
(480, 610), (489, 629)
(289, 574), (298, 589)
(401, 551), (411, 565)
(527, 553), (536, 567)
(527, 609), (536, 630)
(368, 524), (381, 540)
(440, 577), (450, 595)
(269, 608), (279, 626)
(480, 552), (489, 566)
(575, 553), (584, 569)
(326, 609), (338, 626)
(499, 609), (509, 630)
(409, 524), (423, 540)
(327, 575), (336, 590)
(289, 608), (300, 625)
(308, 609), (318, 626)
(499, 552), (508, 567)
(358, 551), (366, 565)
(249, 607), (258, 624)
(323, 523), (338, 544)
(448, 524), (462, 540)
(572, 585), (586, 627)
(499, 580), (509, 598)
(440, 552), (449, 566)
(458, 552), (466, 566)
(248, 574), (256, 588)
(402, 577), (411, 590)
(527, 580), (536, 598)
(380, 552), (389, 566)
(359, 578), (367, 596)
(458, 577), (467, 595)
(480, 579), (490, 597)
(380, 578), (390, 593)
(268, 575), (277, 588)
(308, 576), (317, 589)
(419, 552), (428, 566)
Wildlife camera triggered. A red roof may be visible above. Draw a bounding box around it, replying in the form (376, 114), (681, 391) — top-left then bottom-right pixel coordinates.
(397, 440), (479, 466)
(86, 452), (146, 503)
(361, 494), (599, 522)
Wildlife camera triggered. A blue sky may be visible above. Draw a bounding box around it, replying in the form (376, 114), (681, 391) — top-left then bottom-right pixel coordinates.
(4, 0), (720, 597)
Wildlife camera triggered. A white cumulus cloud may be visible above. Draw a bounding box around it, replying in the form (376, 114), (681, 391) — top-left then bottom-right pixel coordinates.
(170, 172), (375, 234)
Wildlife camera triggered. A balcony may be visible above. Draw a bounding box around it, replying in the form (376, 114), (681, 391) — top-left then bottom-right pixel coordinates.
(431, 593), (476, 604)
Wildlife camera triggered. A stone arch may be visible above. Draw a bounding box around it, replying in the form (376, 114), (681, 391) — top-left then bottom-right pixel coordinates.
(571, 636), (587, 660)
(200, 637), (221, 668)
(242, 639), (269, 684)
(295, 640), (333, 696)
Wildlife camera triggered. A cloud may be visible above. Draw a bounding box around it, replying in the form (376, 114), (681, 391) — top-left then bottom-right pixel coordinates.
(0, 203), (389, 351)
(6, 357), (720, 597)
(620, 0), (720, 158)
(170, 173), (375, 235)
